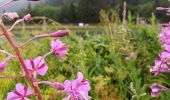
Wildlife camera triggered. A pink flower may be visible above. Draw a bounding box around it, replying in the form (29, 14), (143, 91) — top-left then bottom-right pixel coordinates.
(160, 51), (170, 64)
(7, 83), (32, 100)
(48, 30), (69, 37)
(150, 83), (168, 97)
(24, 56), (48, 79)
(159, 28), (170, 45)
(23, 14), (31, 22)
(163, 44), (170, 52)
(3, 12), (19, 20)
(156, 7), (169, 11)
(161, 22), (170, 27)
(50, 40), (68, 59)
(150, 83), (160, 97)
(150, 59), (170, 75)
(63, 72), (90, 100)
(36, 72), (91, 100)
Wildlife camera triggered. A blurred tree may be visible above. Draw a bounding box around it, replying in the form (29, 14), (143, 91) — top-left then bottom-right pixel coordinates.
(77, 0), (109, 23)
(44, 0), (64, 6)
(60, 3), (78, 23)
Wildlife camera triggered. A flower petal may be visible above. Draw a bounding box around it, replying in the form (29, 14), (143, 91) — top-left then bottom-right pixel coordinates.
(6, 92), (20, 100)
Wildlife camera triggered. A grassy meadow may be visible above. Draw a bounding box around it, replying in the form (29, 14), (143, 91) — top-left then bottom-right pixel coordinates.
(0, 13), (169, 100)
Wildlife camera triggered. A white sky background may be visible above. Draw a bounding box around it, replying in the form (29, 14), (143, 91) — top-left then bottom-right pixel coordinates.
(0, 0), (42, 12)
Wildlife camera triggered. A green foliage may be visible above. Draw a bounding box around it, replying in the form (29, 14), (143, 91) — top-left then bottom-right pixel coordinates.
(0, 14), (169, 99)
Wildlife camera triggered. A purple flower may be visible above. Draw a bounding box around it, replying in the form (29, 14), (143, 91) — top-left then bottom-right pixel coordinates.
(24, 56), (48, 79)
(36, 72), (91, 100)
(163, 44), (170, 52)
(150, 83), (168, 97)
(150, 59), (170, 75)
(3, 12), (19, 21)
(48, 30), (69, 37)
(160, 51), (170, 64)
(159, 28), (170, 45)
(23, 14), (31, 22)
(7, 83), (32, 100)
(50, 40), (68, 59)
(156, 7), (169, 11)
(63, 72), (90, 100)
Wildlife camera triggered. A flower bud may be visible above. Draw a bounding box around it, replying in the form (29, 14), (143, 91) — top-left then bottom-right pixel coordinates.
(3, 12), (19, 21)
(0, 60), (8, 72)
(35, 81), (65, 90)
(48, 30), (69, 37)
(51, 82), (65, 90)
(156, 7), (169, 11)
(23, 14), (31, 22)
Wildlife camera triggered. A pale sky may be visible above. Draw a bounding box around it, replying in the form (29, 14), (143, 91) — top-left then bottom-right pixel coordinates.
(0, 0), (42, 12)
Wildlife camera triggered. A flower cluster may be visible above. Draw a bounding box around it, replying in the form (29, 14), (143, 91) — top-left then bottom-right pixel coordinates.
(150, 28), (170, 75)
(0, 0), (90, 100)
(150, 6), (170, 97)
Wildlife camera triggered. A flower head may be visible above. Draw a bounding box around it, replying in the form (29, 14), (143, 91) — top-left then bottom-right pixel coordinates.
(50, 40), (68, 59)
(7, 83), (32, 100)
(23, 14), (31, 22)
(156, 7), (169, 11)
(150, 83), (168, 97)
(24, 56), (48, 79)
(63, 72), (91, 100)
(150, 59), (170, 75)
(160, 51), (170, 64)
(36, 72), (91, 100)
(159, 27), (170, 45)
(3, 12), (19, 21)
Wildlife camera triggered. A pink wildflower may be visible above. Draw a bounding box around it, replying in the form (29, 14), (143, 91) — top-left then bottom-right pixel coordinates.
(3, 12), (19, 20)
(150, 83), (168, 97)
(23, 14), (31, 22)
(50, 40), (68, 59)
(160, 51), (170, 64)
(36, 72), (91, 100)
(63, 72), (90, 100)
(163, 44), (170, 52)
(150, 59), (170, 75)
(24, 56), (48, 79)
(150, 83), (161, 97)
(48, 30), (69, 37)
(159, 27), (170, 45)
(156, 7), (169, 11)
(7, 83), (32, 100)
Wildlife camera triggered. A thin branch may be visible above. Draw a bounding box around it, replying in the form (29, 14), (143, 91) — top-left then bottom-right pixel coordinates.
(42, 51), (53, 58)
(18, 34), (49, 48)
(8, 19), (24, 32)
(0, 50), (15, 57)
